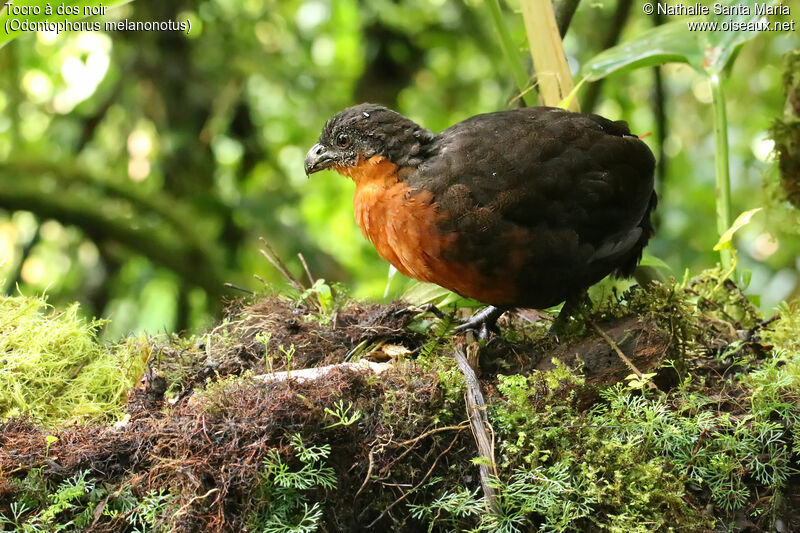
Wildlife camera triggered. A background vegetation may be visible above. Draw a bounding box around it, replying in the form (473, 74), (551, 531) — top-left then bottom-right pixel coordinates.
(0, 0), (796, 337)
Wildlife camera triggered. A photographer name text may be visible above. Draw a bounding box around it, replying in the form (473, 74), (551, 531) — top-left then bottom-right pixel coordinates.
(654, 2), (789, 16)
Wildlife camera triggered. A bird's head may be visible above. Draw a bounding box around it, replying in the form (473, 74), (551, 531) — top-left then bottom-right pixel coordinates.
(304, 103), (435, 176)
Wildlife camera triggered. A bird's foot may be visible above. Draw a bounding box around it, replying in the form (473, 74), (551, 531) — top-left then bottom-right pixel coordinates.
(454, 306), (506, 340)
(549, 292), (592, 338)
(548, 311), (572, 338)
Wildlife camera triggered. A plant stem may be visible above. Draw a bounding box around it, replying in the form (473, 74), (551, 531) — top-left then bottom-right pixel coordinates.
(520, 0), (578, 110)
(710, 73), (733, 271)
(484, 0), (536, 106)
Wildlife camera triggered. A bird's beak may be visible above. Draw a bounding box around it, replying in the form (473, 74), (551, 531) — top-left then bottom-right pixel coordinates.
(304, 143), (335, 176)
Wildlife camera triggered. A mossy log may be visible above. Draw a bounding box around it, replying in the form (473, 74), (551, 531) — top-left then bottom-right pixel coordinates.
(1, 273), (799, 532)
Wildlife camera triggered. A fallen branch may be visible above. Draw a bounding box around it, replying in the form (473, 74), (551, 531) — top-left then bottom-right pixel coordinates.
(253, 361), (393, 384)
(454, 342), (500, 514)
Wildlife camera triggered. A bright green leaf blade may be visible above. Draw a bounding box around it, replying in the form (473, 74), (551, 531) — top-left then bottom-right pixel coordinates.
(401, 282), (453, 306)
(713, 207), (762, 251)
(701, 0), (774, 73)
(583, 0), (774, 80)
(582, 20), (701, 81)
(0, 0), (133, 48)
(557, 77), (586, 110)
(384, 265), (399, 298)
(401, 281), (481, 308)
(639, 252), (672, 272)
(438, 291), (467, 308)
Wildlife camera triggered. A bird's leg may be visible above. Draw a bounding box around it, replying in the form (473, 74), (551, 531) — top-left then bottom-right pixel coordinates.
(454, 306), (507, 340)
(413, 303), (446, 319)
(549, 291), (591, 336)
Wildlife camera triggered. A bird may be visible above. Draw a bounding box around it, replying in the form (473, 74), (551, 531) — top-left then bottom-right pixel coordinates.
(305, 104), (656, 336)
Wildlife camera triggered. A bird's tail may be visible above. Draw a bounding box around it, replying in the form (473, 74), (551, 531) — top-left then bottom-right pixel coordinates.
(613, 190), (658, 279)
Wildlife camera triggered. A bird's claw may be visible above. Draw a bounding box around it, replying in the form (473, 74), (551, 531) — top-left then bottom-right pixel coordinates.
(454, 306), (505, 340)
(454, 320), (494, 340)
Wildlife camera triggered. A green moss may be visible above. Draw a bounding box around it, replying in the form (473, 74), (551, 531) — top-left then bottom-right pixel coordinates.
(380, 362), (455, 430)
(416, 352), (465, 409)
(381, 315), (466, 428)
(3, 279), (800, 531)
(685, 268), (761, 329)
(762, 302), (800, 354)
(477, 359), (795, 531)
(0, 295), (148, 425)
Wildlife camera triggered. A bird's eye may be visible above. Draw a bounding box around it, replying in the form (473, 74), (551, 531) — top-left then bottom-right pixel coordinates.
(336, 133), (350, 148)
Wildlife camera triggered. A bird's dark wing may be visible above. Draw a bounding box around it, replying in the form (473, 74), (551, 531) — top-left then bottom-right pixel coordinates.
(404, 106), (656, 304)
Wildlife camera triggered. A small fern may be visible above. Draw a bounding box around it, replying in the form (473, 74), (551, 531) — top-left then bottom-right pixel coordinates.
(249, 435), (336, 532)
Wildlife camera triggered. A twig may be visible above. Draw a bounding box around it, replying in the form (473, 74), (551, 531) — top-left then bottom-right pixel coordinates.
(179, 362), (396, 409)
(397, 422), (470, 447)
(388, 423), (462, 469)
(367, 432), (461, 528)
(376, 423), (470, 479)
(253, 361), (392, 384)
(258, 237), (305, 292)
(740, 313), (780, 341)
(298, 252), (316, 286)
(223, 283), (255, 295)
(588, 319), (658, 391)
(173, 488), (219, 518)
(201, 415), (212, 445)
(411, 303), (447, 320)
(454, 343), (500, 513)
(355, 446), (377, 498)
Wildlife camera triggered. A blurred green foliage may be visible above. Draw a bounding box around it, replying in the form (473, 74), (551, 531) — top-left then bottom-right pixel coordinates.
(0, 0), (796, 336)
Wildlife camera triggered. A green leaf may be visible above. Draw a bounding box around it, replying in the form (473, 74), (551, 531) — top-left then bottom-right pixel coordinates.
(713, 207), (762, 252)
(401, 282), (455, 306)
(0, 0), (133, 48)
(701, 0), (771, 74)
(557, 77), (586, 110)
(384, 265), (399, 298)
(582, 0), (775, 80)
(639, 252), (672, 272)
(582, 21), (700, 81)
(401, 281), (481, 308)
